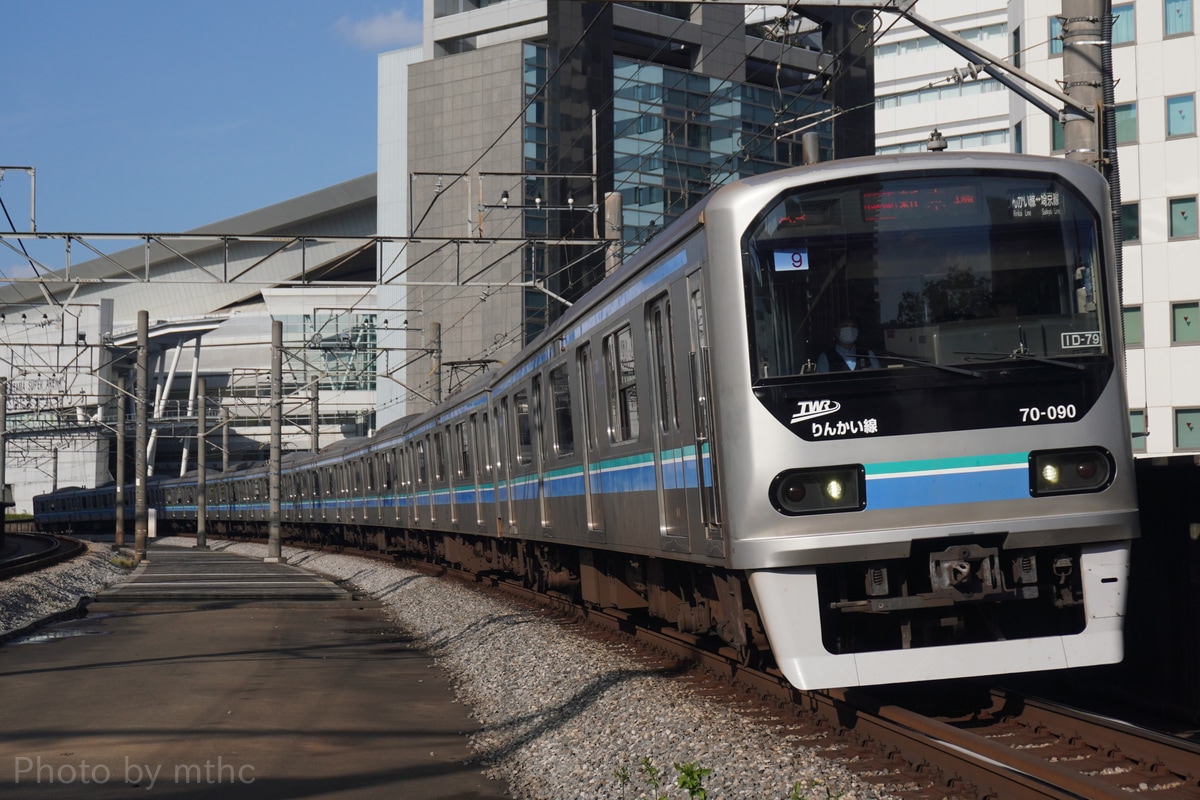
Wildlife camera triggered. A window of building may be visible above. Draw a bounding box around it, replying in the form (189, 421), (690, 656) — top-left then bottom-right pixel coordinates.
(1114, 3), (1137, 44)
(1166, 0), (1193, 36)
(1122, 203), (1140, 241)
(1116, 102), (1138, 143)
(1173, 301), (1200, 342)
(1130, 409), (1147, 453)
(1012, 25), (1022, 68)
(1176, 408), (1200, 449)
(1124, 306), (1144, 346)
(434, 0), (510, 18)
(1169, 197), (1199, 238)
(1053, 8), (1133, 50)
(1168, 94), (1196, 137)
(1051, 118), (1066, 151)
(1013, 120), (1023, 153)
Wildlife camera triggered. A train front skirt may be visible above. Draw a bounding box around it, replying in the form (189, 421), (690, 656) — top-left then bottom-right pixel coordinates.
(748, 540), (1130, 689)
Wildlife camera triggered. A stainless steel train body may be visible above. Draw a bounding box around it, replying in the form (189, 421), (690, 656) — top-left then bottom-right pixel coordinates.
(35, 153), (1138, 689)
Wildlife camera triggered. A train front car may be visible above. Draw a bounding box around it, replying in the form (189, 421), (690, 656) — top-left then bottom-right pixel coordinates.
(704, 153), (1138, 689)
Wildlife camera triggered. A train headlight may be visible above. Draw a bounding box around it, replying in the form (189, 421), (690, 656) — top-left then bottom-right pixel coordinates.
(1030, 448), (1114, 496)
(770, 466), (864, 515)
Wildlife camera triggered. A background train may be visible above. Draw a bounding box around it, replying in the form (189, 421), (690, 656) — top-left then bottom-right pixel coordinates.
(37, 152), (1139, 690)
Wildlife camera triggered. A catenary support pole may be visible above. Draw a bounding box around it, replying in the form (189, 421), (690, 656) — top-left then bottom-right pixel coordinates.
(266, 319), (282, 562)
(1061, 0), (1105, 166)
(310, 382), (320, 454)
(195, 377), (208, 550)
(115, 376), (126, 548)
(0, 378), (7, 539)
(431, 321), (442, 405)
(134, 310), (149, 563)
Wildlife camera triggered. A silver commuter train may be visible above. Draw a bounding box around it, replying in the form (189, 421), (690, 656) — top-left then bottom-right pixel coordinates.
(36, 152), (1138, 689)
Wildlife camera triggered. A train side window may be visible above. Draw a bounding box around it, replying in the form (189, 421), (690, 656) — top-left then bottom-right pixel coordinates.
(433, 431), (447, 482)
(649, 296), (679, 433)
(578, 343), (597, 451)
(550, 365), (574, 457)
(514, 389), (533, 465)
(497, 399), (511, 471)
(456, 421), (471, 478)
(480, 411), (493, 479)
(604, 325), (640, 443)
(415, 439), (429, 487)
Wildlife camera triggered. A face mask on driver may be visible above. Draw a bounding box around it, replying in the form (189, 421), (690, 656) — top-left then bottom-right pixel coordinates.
(837, 326), (858, 345)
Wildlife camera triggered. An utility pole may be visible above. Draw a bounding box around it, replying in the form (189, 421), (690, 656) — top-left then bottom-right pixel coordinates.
(134, 310), (149, 563)
(266, 319), (282, 562)
(195, 378), (208, 550)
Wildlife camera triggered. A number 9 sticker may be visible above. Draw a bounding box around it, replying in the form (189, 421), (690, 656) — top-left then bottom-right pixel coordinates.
(773, 248), (809, 271)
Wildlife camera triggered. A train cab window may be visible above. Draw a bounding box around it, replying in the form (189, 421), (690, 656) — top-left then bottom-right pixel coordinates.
(514, 389), (533, 465)
(743, 170), (1110, 379)
(550, 365), (574, 457)
(604, 325), (640, 443)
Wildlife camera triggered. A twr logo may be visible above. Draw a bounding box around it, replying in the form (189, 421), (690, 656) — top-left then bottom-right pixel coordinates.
(790, 400), (841, 424)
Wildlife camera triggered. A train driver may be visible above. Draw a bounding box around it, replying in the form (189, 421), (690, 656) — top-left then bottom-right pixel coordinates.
(816, 318), (880, 372)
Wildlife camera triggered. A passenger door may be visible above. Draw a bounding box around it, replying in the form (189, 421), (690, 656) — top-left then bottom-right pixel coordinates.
(688, 271), (724, 554)
(577, 343), (605, 542)
(647, 293), (696, 552)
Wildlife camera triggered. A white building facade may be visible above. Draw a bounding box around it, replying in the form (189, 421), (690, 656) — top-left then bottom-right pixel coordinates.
(873, 0), (1200, 459)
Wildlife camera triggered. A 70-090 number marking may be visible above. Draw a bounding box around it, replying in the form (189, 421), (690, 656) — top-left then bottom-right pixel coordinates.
(1020, 404), (1077, 422)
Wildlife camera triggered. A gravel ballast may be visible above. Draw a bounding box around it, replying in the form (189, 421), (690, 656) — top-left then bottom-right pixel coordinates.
(0, 542), (132, 638)
(1, 537), (906, 800)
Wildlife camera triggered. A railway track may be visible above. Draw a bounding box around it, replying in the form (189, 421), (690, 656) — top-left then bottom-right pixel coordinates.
(423, 559), (1200, 800)
(0, 532), (87, 579)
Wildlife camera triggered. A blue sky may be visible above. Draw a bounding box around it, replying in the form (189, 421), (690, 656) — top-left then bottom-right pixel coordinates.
(1, 1), (422, 238)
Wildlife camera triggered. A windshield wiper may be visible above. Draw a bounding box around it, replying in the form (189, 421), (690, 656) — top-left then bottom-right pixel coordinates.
(957, 325), (1085, 371)
(873, 354), (983, 378)
(1009, 351), (1087, 370)
(954, 350), (1086, 371)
